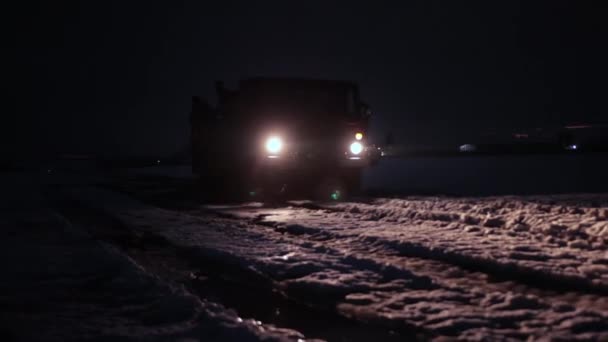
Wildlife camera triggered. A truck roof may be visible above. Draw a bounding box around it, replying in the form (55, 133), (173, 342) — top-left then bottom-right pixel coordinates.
(239, 77), (358, 89)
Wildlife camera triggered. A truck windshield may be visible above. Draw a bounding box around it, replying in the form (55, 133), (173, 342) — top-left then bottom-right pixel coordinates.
(244, 83), (359, 120)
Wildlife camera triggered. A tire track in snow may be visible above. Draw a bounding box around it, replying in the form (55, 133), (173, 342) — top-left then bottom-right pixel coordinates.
(197, 205), (608, 340)
(257, 213), (608, 306)
(54, 196), (427, 342)
(68, 188), (433, 340)
(95, 183), (608, 339)
(240, 199), (608, 295)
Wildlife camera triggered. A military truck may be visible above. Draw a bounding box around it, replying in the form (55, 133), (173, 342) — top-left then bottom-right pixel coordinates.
(191, 77), (378, 200)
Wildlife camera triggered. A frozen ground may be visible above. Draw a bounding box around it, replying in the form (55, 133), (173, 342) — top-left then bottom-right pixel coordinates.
(364, 154), (608, 196)
(68, 184), (608, 340)
(0, 174), (307, 341)
(4, 154), (608, 341)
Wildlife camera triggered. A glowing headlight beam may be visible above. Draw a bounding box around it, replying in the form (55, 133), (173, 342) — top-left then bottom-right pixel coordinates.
(265, 136), (283, 154)
(350, 141), (363, 155)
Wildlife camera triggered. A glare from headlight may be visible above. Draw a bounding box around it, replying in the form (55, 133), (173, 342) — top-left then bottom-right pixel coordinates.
(265, 136), (283, 154)
(350, 141), (363, 155)
(355, 132), (363, 140)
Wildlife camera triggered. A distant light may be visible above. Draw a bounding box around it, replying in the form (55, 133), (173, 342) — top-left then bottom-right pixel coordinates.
(265, 136), (283, 154)
(331, 190), (341, 201)
(350, 141), (363, 155)
(566, 144), (578, 151)
(355, 132), (363, 140)
(459, 144), (477, 153)
(156, 160), (161, 164)
(565, 125), (592, 129)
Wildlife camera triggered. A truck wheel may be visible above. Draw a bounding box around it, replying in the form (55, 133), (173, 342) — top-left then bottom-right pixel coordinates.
(315, 176), (349, 201)
(254, 181), (287, 205)
(197, 167), (249, 202)
(196, 169), (229, 201)
(313, 168), (362, 201)
(343, 169), (363, 196)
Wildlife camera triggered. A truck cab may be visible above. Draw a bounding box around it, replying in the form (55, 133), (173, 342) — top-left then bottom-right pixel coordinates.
(192, 77), (376, 199)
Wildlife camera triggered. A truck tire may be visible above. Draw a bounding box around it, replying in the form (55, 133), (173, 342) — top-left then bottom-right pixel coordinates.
(343, 168), (363, 195)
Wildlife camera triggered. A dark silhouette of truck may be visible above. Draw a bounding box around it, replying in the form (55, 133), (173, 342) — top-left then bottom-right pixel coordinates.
(191, 77), (377, 200)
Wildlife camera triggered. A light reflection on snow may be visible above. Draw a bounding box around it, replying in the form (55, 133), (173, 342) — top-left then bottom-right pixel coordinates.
(280, 252), (296, 261)
(72, 187), (608, 340)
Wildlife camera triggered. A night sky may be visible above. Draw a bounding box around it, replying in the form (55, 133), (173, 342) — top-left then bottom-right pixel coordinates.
(8, 1), (607, 159)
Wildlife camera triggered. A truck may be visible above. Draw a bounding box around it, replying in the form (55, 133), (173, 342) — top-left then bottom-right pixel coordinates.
(191, 77), (378, 200)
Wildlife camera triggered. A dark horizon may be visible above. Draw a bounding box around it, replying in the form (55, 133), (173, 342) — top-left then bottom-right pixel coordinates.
(7, 1), (607, 159)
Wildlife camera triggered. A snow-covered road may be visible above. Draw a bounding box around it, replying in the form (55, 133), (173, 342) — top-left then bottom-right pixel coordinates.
(0, 175), (308, 342)
(68, 184), (608, 341)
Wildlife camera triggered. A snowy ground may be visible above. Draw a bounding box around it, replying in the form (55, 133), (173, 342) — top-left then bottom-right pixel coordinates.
(0, 174), (307, 341)
(4, 155), (608, 341)
(67, 185), (608, 340)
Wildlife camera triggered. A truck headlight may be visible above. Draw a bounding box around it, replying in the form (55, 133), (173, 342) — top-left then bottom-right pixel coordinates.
(265, 136), (283, 154)
(350, 141), (363, 155)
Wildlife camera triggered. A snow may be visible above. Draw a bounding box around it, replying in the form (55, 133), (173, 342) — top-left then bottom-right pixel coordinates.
(68, 186), (608, 340)
(9, 154), (608, 340)
(0, 174), (307, 341)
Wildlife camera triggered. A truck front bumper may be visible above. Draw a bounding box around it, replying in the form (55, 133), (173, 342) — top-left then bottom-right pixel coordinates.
(258, 154), (369, 172)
